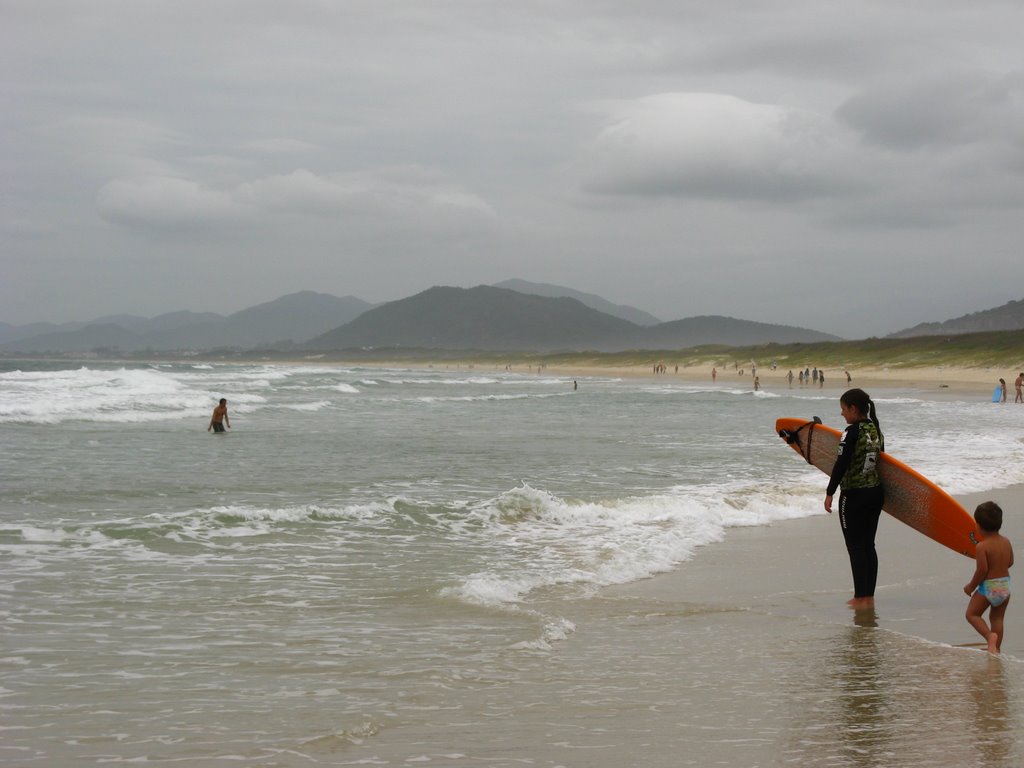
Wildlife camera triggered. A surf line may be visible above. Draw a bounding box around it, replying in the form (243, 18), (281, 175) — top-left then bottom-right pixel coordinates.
(778, 416), (822, 465)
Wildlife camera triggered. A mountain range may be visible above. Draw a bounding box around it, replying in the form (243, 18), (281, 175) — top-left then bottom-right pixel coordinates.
(307, 286), (839, 352)
(1, 282), (1020, 355)
(0, 292), (371, 353)
(492, 279), (662, 326)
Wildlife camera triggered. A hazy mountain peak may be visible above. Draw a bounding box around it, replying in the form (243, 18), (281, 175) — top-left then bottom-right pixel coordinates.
(493, 279), (662, 326)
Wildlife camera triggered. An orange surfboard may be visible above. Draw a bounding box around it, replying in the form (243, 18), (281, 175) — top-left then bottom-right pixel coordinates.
(775, 417), (979, 558)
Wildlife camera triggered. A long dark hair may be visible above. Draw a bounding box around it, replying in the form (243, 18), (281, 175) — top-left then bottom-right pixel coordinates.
(841, 388), (883, 450)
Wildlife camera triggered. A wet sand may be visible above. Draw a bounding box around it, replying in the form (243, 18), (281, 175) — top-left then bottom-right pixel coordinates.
(351, 485), (1024, 766)
(613, 484), (1024, 655)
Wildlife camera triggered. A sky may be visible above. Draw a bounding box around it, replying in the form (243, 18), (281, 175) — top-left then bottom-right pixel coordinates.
(3, 1), (1023, 337)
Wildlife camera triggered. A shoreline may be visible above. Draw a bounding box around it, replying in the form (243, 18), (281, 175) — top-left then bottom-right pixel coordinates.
(332, 359), (1019, 398)
(5, 353), (1022, 398)
(610, 482), (1024, 656)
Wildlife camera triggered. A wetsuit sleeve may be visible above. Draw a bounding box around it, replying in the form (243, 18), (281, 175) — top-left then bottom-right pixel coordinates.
(826, 422), (859, 496)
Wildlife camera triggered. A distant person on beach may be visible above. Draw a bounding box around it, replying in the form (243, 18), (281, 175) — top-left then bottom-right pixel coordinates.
(824, 388), (885, 610)
(1015, 373), (1023, 403)
(208, 398), (230, 433)
(964, 501), (1013, 653)
(999, 378), (1007, 402)
(753, 376), (760, 391)
(787, 370), (794, 388)
(712, 367), (717, 382)
(845, 370), (852, 384)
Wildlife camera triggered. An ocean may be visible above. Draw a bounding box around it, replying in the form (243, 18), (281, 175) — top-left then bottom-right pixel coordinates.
(3, 360), (1024, 766)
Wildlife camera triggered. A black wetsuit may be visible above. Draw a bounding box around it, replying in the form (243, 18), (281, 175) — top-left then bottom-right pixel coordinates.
(827, 421), (884, 599)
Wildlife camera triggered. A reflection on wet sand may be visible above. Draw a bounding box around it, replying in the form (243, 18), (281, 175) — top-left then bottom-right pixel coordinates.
(830, 611), (891, 768)
(781, 610), (1023, 767)
(969, 655), (1015, 767)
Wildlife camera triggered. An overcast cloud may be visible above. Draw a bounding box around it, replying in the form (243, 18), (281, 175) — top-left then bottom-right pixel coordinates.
(3, 0), (1023, 336)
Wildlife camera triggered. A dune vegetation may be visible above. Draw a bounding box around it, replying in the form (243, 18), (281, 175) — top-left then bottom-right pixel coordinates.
(277, 329), (1024, 373)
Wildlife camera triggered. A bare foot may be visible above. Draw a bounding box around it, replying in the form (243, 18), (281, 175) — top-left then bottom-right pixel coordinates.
(847, 597), (875, 610)
(987, 632), (1000, 654)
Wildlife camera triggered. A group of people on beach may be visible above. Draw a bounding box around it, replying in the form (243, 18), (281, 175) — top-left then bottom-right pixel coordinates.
(826, 388), (1013, 653)
(716, 365), (854, 390)
(995, 372), (1024, 403)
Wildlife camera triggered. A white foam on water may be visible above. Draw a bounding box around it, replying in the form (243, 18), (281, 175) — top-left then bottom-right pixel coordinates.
(281, 400), (333, 411)
(442, 481), (824, 609)
(0, 365), (268, 424)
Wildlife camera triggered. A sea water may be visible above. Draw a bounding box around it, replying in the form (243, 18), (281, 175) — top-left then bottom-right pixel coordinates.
(2, 360), (1024, 766)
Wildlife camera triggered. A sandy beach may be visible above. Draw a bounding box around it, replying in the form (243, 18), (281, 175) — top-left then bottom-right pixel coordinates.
(561, 364), (1018, 396)
(323, 357), (1023, 399)
(614, 483), (1024, 655)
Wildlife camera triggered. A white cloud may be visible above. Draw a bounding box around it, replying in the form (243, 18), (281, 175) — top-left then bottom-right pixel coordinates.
(97, 168), (496, 232)
(235, 169), (355, 215)
(235, 167), (497, 223)
(97, 176), (249, 228)
(581, 93), (855, 201)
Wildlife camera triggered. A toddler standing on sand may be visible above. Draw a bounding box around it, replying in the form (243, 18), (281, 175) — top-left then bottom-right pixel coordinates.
(964, 501), (1014, 653)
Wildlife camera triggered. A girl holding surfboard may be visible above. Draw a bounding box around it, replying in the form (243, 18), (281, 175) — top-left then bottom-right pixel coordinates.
(824, 389), (885, 609)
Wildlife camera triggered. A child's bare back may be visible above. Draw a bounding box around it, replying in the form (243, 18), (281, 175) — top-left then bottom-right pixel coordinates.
(977, 534), (1013, 580)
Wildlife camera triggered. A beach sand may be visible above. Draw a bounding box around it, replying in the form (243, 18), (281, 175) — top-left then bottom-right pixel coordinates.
(614, 484), (1024, 654)
(581, 484), (1024, 766)
(339, 357), (1021, 399)
(544, 363), (1017, 396)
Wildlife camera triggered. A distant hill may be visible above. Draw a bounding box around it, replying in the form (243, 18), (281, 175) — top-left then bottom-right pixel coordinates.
(493, 279), (662, 326)
(0, 311), (222, 345)
(1, 323), (146, 354)
(0, 321), (66, 345)
(306, 285), (643, 352)
(97, 310), (225, 334)
(0, 291), (373, 353)
(306, 285), (838, 352)
(643, 315), (841, 347)
(889, 298), (1024, 338)
(142, 291), (373, 350)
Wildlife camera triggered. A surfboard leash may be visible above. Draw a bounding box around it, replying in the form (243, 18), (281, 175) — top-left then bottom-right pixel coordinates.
(778, 417), (822, 465)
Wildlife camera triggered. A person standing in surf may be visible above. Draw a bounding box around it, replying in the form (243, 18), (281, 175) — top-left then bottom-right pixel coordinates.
(824, 388), (884, 609)
(208, 398), (230, 433)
